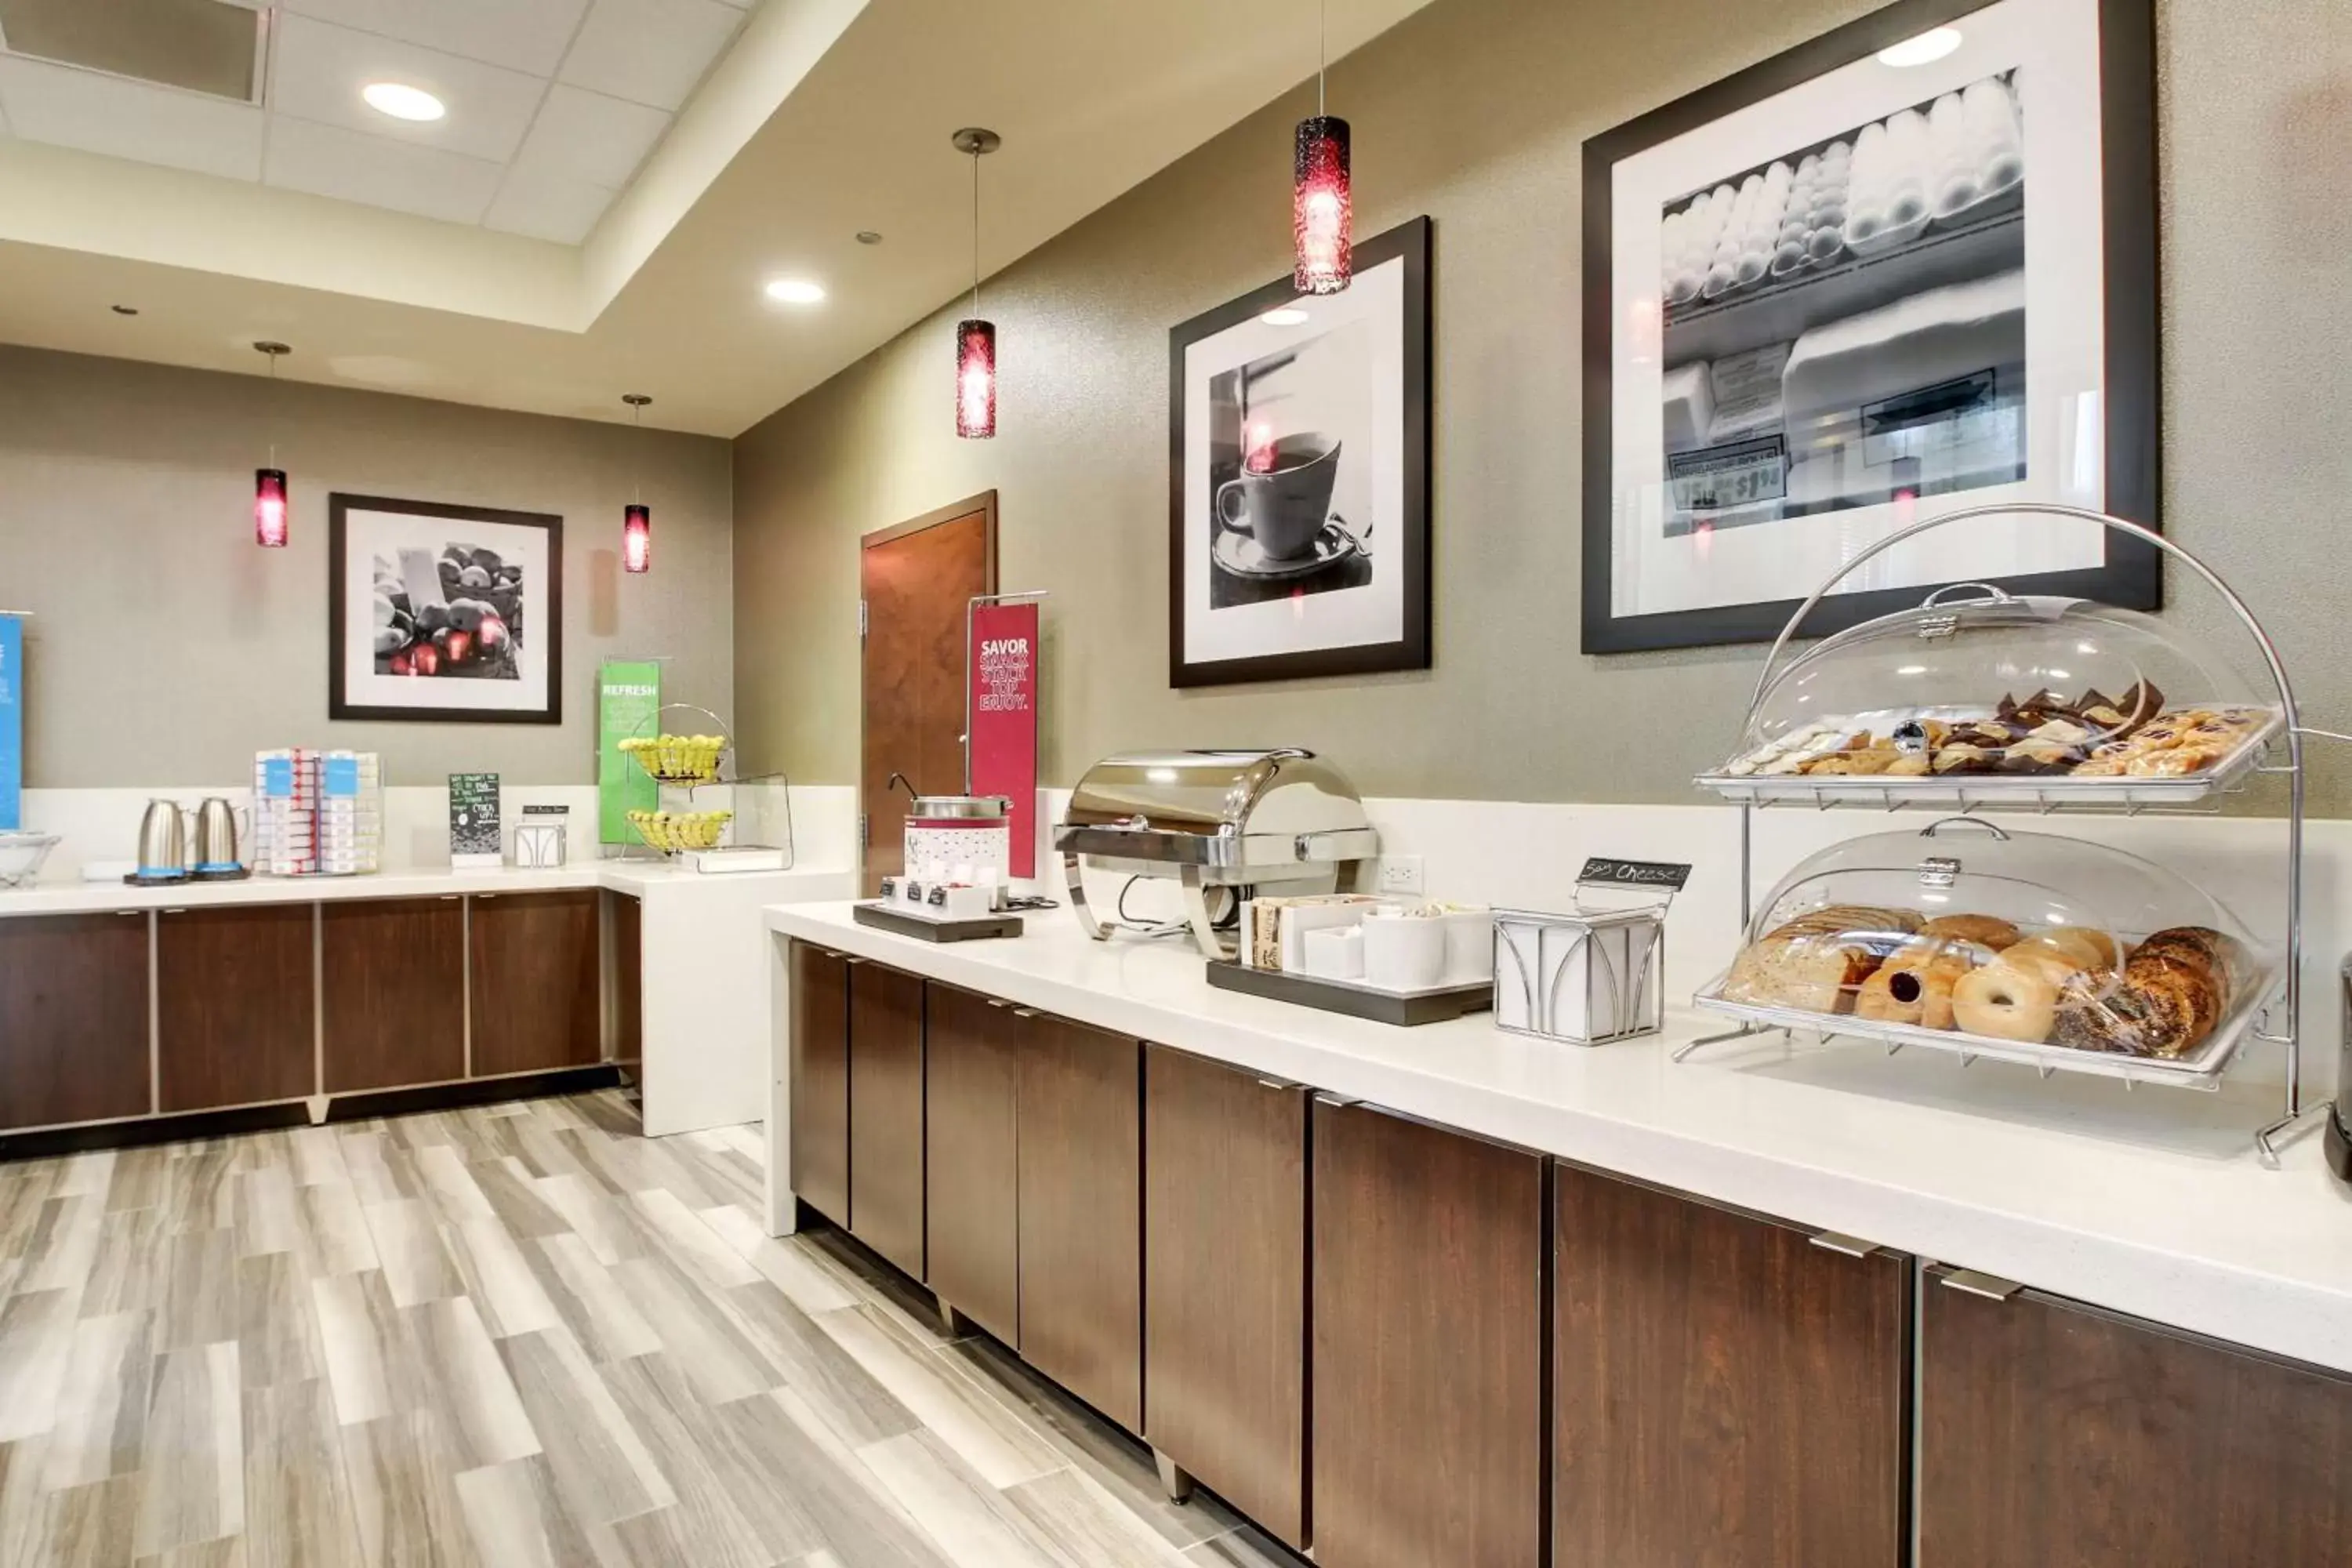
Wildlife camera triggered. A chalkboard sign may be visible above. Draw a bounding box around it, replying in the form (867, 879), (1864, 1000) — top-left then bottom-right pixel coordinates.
(449, 773), (503, 867)
(1577, 856), (1693, 892)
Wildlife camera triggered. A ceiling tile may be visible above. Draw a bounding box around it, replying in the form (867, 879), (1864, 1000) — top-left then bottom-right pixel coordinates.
(511, 83), (668, 191)
(281, 0), (593, 78)
(270, 13), (546, 163)
(484, 166), (615, 244)
(558, 0), (742, 112)
(0, 56), (263, 180)
(263, 114), (503, 224)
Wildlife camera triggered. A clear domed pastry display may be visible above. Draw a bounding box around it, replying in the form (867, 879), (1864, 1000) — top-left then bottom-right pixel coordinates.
(1699, 587), (2283, 808)
(1696, 821), (2279, 1083)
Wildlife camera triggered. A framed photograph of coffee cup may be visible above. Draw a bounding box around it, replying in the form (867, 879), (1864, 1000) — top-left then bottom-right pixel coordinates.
(1168, 216), (1432, 688)
(328, 493), (563, 724)
(1581, 0), (2159, 655)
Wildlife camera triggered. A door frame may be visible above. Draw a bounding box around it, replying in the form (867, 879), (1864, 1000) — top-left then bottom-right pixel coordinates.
(859, 489), (999, 885)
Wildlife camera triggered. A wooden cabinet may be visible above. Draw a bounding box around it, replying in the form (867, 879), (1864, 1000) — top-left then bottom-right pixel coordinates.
(321, 898), (466, 1094)
(787, 941), (851, 1225)
(1018, 1011), (1142, 1432)
(468, 891), (601, 1076)
(848, 961), (926, 1279)
(924, 982), (1020, 1342)
(1552, 1161), (1909, 1568)
(1143, 1047), (1308, 1548)
(1921, 1271), (2352, 1565)
(1312, 1098), (1545, 1568)
(157, 904), (316, 1113)
(0, 912), (152, 1131)
(610, 891), (643, 1073)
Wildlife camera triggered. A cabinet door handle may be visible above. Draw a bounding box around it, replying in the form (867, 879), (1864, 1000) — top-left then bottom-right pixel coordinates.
(1312, 1091), (1361, 1109)
(440, 895), (460, 901)
(1809, 1232), (1882, 1260)
(1257, 1076), (1299, 1092)
(844, 956), (868, 967)
(1011, 1007), (1038, 1019)
(1939, 1269), (2023, 1301)
(985, 998), (1010, 1009)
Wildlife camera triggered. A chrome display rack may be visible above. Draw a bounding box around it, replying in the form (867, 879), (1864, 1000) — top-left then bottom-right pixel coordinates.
(621, 702), (793, 867)
(1675, 503), (2333, 1165)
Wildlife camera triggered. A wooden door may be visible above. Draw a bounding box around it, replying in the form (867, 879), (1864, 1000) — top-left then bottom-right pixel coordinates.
(468, 891), (601, 1076)
(1920, 1271), (2352, 1565)
(860, 492), (995, 893)
(787, 941), (851, 1224)
(1018, 1011), (1142, 1432)
(1143, 1047), (1308, 1548)
(1552, 1161), (1909, 1568)
(321, 898), (466, 1093)
(1312, 1098), (1545, 1568)
(0, 912), (151, 1130)
(158, 904), (316, 1113)
(848, 960), (926, 1279)
(925, 982), (1020, 1342)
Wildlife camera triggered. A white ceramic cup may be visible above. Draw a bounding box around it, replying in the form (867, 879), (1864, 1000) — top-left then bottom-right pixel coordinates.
(1361, 911), (1446, 990)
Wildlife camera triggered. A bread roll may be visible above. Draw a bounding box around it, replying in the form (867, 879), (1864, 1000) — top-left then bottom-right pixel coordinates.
(1721, 906), (1922, 1014)
(2013, 926), (2120, 971)
(1918, 913), (2021, 950)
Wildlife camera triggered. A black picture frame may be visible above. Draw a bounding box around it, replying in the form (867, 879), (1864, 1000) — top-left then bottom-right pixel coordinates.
(1167, 215), (1432, 688)
(328, 492), (564, 724)
(1580, 0), (2160, 655)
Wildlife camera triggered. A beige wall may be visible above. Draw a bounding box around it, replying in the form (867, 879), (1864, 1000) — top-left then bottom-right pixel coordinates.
(732, 0), (2352, 814)
(2, 346), (733, 786)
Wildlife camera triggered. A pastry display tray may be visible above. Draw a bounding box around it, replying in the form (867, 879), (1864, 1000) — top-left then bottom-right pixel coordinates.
(1690, 971), (2283, 1090)
(1697, 712), (2284, 814)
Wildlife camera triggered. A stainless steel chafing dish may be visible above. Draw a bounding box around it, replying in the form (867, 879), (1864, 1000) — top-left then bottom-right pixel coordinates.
(1055, 749), (1378, 958)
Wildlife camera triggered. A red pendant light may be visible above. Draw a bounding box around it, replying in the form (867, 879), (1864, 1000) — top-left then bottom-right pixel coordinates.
(1293, 1), (1352, 295)
(253, 342), (292, 547)
(622, 394), (653, 573)
(952, 128), (1001, 439)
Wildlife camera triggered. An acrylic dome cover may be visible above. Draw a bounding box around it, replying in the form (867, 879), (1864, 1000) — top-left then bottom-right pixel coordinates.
(1706, 592), (2281, 800)
(1705, 821), (2278, 1073)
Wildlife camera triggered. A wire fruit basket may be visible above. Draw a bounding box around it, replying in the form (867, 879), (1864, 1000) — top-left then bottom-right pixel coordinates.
(621, 704), (733, 786)
(626, 810), (732, 854)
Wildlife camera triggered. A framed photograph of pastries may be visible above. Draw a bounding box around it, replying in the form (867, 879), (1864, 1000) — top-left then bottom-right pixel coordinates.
(1167, 216), (1432, 688)
(1580, 0), (2159, 654)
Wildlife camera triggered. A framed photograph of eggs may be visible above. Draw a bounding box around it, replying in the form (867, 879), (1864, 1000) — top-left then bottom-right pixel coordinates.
(1581, 0), (2158, 654)
(327, 493), (564, 724)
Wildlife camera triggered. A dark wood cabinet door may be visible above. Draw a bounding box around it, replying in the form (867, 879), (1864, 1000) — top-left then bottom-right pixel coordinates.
(1921, 1273), (2352, 1566)
(787, 942), (851, 1224)
(924, 983), (1019, 1342)
(1143, 1047), (1308, 1548)
(1312, 1098), (1544, 1568)
(468, 891), (601, 1076)
(848, 961), (926, 1279)
(610, 891), (642, 1072)
(158, 904), (316, 1113)
(0, 912), (151, 1131)
(1552, 1161), (1909, 1568)
(321, 898), (466, 1094)
(1018, 1012), (1142, 1432)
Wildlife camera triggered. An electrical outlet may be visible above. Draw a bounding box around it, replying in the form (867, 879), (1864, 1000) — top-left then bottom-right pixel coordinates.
(1377, 855), (1425, 896)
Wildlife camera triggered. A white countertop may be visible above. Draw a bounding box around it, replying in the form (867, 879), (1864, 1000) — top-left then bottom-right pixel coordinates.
(767, 901), (2352, 1376)
(0, 860), (851, 916)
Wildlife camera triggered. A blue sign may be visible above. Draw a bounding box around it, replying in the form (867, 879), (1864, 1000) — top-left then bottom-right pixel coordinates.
(0, 615), (20, 830)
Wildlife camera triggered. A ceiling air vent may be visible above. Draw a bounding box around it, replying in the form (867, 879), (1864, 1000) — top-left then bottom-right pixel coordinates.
(0, 0), (263, 103)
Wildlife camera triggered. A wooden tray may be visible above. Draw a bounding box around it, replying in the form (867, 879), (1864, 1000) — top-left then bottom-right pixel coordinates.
(1206, 960), (1492, 1026)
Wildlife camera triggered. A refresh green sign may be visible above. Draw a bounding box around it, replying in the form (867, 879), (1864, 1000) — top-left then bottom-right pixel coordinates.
(599, 660), (660, 844)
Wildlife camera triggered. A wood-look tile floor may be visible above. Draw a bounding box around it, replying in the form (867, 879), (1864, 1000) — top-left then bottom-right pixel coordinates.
(0, 1093), (1301, 1567)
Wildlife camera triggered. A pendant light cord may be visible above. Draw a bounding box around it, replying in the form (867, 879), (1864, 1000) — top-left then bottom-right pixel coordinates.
(631, 402), (642, 505)
(971, 147), (982, 318)
(1318, 0), (1327, 114)
(267, 350), (278, 470)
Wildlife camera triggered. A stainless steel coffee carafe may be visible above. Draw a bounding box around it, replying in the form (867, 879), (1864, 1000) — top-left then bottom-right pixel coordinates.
(133, 799), (190, 885)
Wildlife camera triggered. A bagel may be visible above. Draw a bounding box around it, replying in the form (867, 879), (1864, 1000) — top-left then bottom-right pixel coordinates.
(2013, 926), (2120, 971)
(1951, 959), (2062, 1043)
(1917, 913), (2022, 950)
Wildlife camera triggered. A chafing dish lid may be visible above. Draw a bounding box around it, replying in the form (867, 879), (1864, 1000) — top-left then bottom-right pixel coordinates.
(1062, 750), (1370, 838)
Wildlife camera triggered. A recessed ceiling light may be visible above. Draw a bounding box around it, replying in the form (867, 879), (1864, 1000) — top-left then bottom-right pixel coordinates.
(1260, 307), (1311, 327)
(855, 230), (884, 245)
(363, 82), (445, 122)
(1877, 27), (1962, 67)
(764, 278), (826, 305)
(111, 304), (140, 316)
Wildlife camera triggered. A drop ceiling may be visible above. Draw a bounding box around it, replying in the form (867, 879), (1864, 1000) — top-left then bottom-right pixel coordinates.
(0, 0), (1439, 436)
